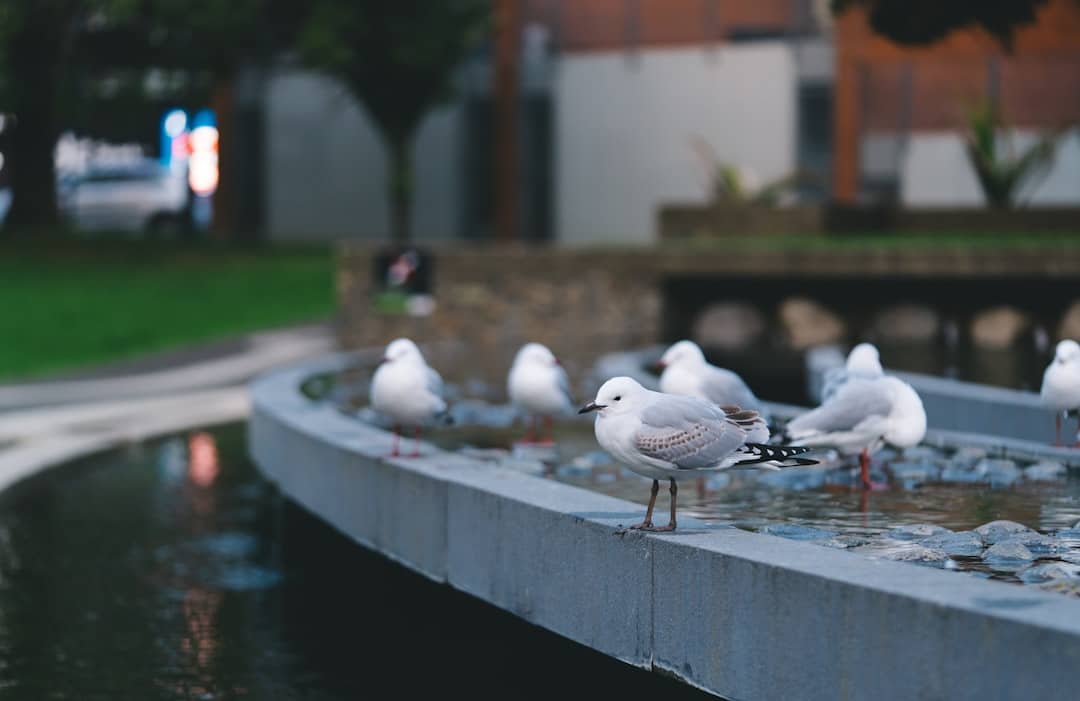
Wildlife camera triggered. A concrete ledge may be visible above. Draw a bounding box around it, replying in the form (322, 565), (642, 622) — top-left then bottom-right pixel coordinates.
(0, 387), (249, 493)
(893, 371), (1062, 443)
(250, 354), (1080, 701)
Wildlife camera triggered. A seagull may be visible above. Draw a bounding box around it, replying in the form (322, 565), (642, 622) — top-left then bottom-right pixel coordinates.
(579, 377), (816, 532)
(656, 340), (769, 422)
(369, 338), (448, 457)
(507, 342), (573, 444)
(1040, 339), (1080, 446)
(820, 342), (884, 402)
(780, 375), (926, 490)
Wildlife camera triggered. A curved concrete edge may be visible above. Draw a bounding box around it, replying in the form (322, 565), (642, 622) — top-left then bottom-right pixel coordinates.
(0, 326), (333, 411)
(249, 355), (1080, 701)
(0, 387), (249, 494)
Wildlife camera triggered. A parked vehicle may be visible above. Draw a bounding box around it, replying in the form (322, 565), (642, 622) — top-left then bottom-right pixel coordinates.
(57, 161), (190, 235)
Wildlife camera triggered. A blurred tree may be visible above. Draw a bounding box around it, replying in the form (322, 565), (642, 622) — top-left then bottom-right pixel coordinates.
(299, 0), (490, 244)
(831, 0), (1050, 48)
(0, 0), (304, 233)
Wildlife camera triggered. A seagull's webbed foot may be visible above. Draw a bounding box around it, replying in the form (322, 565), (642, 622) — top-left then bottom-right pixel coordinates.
(628, 520), (654, 531)
(652, 522), (677, 532)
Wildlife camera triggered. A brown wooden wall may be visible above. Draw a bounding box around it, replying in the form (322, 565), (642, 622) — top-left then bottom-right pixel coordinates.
(524, 0), (807, 52)
(833, 0), (1080, 203)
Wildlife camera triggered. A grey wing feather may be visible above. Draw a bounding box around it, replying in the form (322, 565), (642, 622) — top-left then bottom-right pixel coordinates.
(820, 367), (849, 403)
(701, 367), (760, 411)
(556, 365), (573, 406)
(787, 379), (892, 435)
(636, 396), (747, 469)
(425, 365), (444, 398)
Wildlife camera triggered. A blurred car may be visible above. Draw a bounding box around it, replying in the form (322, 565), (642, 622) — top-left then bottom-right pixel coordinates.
(57, 161), (190, 235)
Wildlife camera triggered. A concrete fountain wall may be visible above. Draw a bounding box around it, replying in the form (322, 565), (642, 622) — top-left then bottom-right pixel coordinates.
(249, 355), (1080, 701)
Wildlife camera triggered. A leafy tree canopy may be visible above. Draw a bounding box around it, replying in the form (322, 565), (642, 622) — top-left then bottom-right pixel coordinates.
(831, 0), (1051, 48)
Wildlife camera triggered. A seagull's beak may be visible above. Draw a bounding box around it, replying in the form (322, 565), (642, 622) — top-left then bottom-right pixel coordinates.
(653, 359), (667, 371)
(377, 356), (389, 366)
(578, 401), (605, 414)
(553, 357), (562, 366)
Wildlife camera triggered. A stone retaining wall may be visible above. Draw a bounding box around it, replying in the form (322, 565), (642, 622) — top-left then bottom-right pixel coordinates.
(338, 243), (1080, 391)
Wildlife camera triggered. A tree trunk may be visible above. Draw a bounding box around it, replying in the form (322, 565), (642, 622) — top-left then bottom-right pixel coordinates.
(4, 10), (65, 233)
(387, 135), (413, 245)
(210, 76), (235, 241)
(493, 0), (521, 242)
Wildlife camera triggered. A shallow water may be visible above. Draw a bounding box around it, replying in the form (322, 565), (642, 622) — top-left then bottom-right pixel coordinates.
(0, 424), (716, 700)
(317, 365), (1080, 593)
(429, 414), (1080, 592)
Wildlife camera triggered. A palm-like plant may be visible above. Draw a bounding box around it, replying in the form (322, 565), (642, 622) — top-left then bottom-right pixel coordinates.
(964, 101), (1062, 208)
(690, 136), (812, 207)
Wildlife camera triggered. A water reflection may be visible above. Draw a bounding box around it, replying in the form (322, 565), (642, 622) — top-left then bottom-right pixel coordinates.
(0, 424), (716, 700)
(188, 432), (220, 488)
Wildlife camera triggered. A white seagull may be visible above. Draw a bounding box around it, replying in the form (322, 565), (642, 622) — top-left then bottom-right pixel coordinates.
(656, 340), (769, 422)
(507, 342), (573, 444)
(1040, 339), (1080, 446)
(578, 377), (815, 531)
(370, 338), (448, 457)
(781, 374), (926, 490)
(820, 342), (884, 402)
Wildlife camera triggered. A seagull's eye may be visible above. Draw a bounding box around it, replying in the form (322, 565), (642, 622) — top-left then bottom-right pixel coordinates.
(613, 395), (621, 401)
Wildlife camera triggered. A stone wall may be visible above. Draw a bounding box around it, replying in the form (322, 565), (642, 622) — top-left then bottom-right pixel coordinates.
(338, 243), (1080, 393)
(337, 245), (662, 389)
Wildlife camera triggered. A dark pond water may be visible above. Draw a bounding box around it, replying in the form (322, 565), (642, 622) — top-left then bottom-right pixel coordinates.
(0, 424), (714, 700)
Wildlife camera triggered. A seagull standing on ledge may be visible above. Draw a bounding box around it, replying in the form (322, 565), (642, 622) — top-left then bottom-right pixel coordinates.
(781, 375), (925, 490)
(579, 377), (815, 532)
(820, 342), (884, 402)
(1041, 339), (1080, 446)
(370, 338), (448, 457)
(656, 340), (769, 423)
(507, 342), (573, 444)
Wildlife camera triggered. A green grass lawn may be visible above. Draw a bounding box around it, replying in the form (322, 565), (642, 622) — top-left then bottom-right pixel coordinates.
(0, 241), (335, 381)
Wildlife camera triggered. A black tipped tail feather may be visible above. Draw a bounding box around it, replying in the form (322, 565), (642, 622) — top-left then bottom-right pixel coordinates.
(735, 443), (817, 467)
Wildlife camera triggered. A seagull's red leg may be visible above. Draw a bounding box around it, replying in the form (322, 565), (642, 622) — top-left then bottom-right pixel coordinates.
(524, 416), (536, 444)
(411, 425), (422, 458)
(390, 425), (400, 457)
(860, 448), (871, 490)
(629, 480), (659, 530)
(1055, 414), (1062, 446)
(544, 415), (554, 443)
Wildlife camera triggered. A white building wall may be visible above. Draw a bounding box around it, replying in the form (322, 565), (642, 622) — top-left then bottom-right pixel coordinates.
(901, 130), (1080, 207)
(554, 43), (798, 245)
(263, 68), (462, 243)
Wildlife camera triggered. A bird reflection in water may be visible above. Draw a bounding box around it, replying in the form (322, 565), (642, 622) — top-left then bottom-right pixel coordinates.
(175, 431), (225, 697)
(188, 431), (220, 488)
(177, 586), (224, 697)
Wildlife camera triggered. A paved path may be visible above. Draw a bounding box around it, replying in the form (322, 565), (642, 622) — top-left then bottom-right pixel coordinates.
(0, 324), (335, 411)
(0, 324), (337, 492)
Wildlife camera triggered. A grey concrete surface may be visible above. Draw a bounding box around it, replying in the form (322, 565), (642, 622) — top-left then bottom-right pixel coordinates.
(892, 370), (1066, 446)
(249, 354), (1080, 701)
